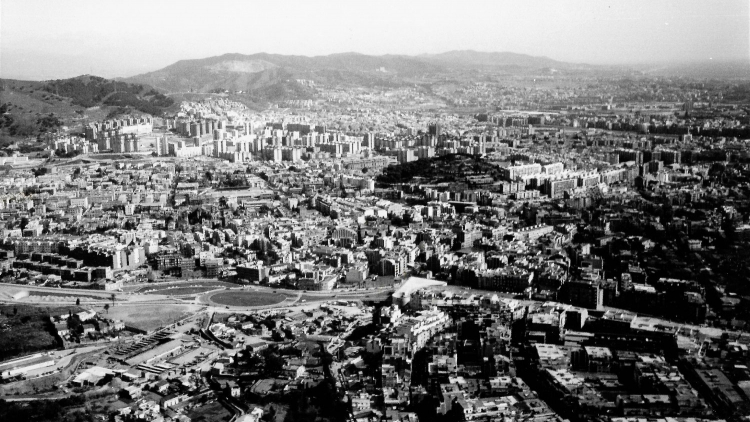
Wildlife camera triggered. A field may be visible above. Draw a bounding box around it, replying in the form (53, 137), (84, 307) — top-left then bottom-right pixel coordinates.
(208, 291), (291, 307)
(98, 303), (201, 332)
(188, 400), (233, 422)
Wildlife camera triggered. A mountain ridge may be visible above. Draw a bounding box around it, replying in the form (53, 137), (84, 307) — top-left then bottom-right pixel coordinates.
(121, 50), (571, 95)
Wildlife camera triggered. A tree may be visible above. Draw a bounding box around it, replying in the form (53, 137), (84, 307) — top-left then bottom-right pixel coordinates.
(660, 203), (674, 226)
(262, 349), (285, 375)
(722, 215), (738, 241)
(265, 406), (276, 422)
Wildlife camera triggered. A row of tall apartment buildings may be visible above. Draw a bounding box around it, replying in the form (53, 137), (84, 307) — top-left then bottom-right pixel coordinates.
(84, 117), (153, 153)
(157, 129), (366, 163)
(84, 117), (153, 140)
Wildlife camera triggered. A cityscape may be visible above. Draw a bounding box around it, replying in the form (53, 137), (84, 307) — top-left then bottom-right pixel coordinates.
(1, 1), (750, 422)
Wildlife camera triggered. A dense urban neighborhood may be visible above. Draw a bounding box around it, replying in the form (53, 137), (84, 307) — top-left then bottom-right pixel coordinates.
(1, 40), (750, 422)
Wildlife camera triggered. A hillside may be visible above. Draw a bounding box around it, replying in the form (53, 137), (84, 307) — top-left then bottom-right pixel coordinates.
(43, 75), (176, 114)
(123, 52), (447, 95)
(0, 76), (177, 141)
(122, 51), (604, 104)
(125, 50), (583, 95)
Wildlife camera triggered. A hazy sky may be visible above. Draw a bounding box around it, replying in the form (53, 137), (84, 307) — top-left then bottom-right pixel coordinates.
(1, 0), (748, 80)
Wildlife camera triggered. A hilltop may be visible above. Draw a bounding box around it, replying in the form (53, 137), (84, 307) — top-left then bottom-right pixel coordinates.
(0, 75), (177, 141)
(43, 75), (175, 114)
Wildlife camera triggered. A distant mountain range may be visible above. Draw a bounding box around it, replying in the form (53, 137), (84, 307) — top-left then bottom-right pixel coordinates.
(633, 60), (750, 80)
(2, 50), (747, 141)
(121, 50), (579, 97)
(419, 50), (568, 68)
(2, 50), (581, 138)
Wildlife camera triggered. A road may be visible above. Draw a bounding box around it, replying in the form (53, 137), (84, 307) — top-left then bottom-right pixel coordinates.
(0, 394), (71, 402)
(9, 281), (724, 343)
(0, 282), (395, 322)
(0, 282), (733, 343)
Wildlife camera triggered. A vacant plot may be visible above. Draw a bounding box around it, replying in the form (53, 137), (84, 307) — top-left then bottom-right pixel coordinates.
(188, 400), (233, 422)
(101, 304), (201, 332)
(370, 275), (397, 288)
(208, 291), (290, 307)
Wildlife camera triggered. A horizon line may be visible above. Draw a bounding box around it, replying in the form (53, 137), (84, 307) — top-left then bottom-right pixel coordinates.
(2, 49), (749, 82)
